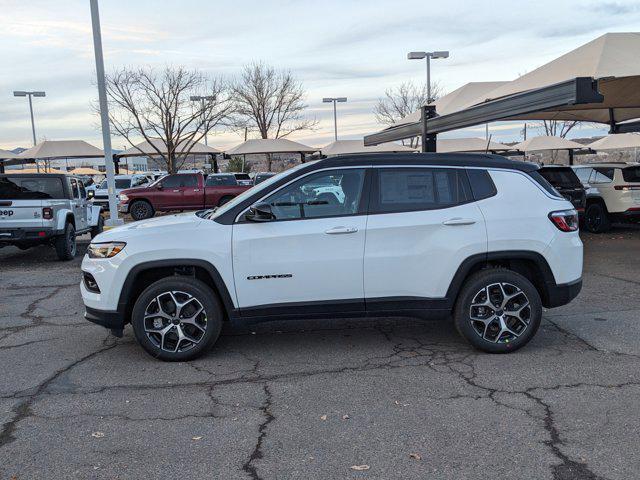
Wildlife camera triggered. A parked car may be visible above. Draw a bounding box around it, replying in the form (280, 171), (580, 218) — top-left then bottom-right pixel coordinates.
(82, 153), (583, 361)
(537, 166), (586, 214)
(0, 173), (103, 260)
(233, 173), (253, 186)
(91, 174), (150, 211)
(572, 163), (640, 232)
(253, 172), (276, 185)
(118, 172), (252, 221)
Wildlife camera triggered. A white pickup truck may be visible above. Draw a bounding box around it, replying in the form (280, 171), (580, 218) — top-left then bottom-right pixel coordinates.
(0, 173), (103, 260)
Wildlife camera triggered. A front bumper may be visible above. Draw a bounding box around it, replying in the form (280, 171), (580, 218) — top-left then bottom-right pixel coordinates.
(544, 278), (582, 308)
(118, 202), (129, 213)
(85, 306), (125, 330)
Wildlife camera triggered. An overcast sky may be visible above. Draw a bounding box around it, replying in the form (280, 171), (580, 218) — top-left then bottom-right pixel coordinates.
(1, 0), (640, 151)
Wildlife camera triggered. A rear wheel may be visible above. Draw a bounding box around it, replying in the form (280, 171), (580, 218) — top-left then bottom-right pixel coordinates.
(454, 268), (542, 353)
(584, 202), (611, 233)
(54, 222), (76, 261)
(130, 200), (155, 221)
(131, 277), (223, 361)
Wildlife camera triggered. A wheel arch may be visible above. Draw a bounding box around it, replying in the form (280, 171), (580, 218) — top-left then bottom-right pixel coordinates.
(55, 209), (75, 230)
(447, 251), (558, 309)
(117, 259), (235, 324)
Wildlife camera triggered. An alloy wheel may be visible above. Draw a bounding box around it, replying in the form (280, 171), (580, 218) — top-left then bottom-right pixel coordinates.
(143, 290), (207, 353)
(468, 282), (531, 344)
(68, 229), (77, 257)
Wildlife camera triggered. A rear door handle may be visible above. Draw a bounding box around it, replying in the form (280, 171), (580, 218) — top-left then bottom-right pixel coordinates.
(325, 226), (358, 235)
(442, 218), (476, 226)
(172, 189), (180, 193)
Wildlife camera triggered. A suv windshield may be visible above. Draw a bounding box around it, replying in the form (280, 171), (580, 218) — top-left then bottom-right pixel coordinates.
(622, 166), (640, 183)
(538, 167), (582, 187)
(0, 176), (65, 199)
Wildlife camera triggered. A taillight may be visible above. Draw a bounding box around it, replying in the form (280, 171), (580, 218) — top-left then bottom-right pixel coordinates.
(614, 185), (640, 191)
(549, 209), (579, 232)
(42, 207), (53, 219)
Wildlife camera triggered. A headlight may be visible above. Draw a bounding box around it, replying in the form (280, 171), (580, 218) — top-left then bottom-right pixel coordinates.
(87, 190), (95, 198)
(88, 242), (126, 258)
(119, 194), (129, 201)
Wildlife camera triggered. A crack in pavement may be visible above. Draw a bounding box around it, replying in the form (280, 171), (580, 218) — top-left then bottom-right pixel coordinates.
(242, 383), (274, 480)
(0, 336), (117, 448)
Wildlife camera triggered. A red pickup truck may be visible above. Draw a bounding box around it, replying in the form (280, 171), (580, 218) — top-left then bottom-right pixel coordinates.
(118, 173), (252, 220)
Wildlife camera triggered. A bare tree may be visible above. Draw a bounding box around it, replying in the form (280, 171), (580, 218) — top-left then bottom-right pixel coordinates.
(536, 120), (580, 138)
(374, 81), (444, 148)
(231, 62), (317, 139)
(105, 67), (235, 173)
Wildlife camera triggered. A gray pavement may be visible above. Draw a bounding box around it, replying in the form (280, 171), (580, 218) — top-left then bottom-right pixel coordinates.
(0, 227), (639, 479)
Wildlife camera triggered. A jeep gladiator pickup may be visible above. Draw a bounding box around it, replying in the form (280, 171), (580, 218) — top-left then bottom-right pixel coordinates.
(0, 173), (103, 260)
(118, 173), (251, 220)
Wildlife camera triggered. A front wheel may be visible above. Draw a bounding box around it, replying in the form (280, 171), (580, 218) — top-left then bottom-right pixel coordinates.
(130, 200), (155, 221)
(54, 222), (77, 261)
(453, 268), (542, 353)
(131, 277), (223, 361)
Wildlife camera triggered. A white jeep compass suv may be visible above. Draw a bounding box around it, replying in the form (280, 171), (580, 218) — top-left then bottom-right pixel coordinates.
(81, 154), (583, 361)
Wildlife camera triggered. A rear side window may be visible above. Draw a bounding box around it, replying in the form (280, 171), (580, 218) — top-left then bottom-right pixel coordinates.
(0, 177), (65, 199)
(206, 175), (237, 186)
(466, 169), (497, 200)
(70, 178), (80, 199)
(590, 168), (614, 184)
(373, 168), (472, 213)
(622, 166), (640, 183)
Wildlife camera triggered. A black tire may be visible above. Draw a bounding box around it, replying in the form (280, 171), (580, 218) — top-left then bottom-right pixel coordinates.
(130, 200), (155, 221)
(453, 268), (542, 354)
(131, 277), (223, 361)
(218, 196), (234, 207)
(584, 202), (611, 233)
(54, 222), (77, 261)
(90, 215), (104, 239)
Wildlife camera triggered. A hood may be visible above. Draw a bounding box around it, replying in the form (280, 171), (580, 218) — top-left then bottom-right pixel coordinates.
(93, 212), (204, 242)
(120, 186), (150, 196)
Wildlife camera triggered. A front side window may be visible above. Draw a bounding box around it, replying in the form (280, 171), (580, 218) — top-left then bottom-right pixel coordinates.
(373, 168), (471, 213)
(78, 181), (87, 199)
(263, 168), (366, 220)
(162, 175), (198, 188)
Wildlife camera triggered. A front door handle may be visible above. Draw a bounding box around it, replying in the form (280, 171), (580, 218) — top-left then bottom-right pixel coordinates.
(172, 189), (180, 193)
(325, 226), (358, 235)
(442, 218), (476, 226)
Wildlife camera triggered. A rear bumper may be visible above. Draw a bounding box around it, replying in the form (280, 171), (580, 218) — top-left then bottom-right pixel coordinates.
(0, 227), (60, 243)
(544, 278), (582, 308)
(85, 306), (125, 330)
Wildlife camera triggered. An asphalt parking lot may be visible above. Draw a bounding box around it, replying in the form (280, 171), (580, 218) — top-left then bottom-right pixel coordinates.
(1, 227), (639, 480)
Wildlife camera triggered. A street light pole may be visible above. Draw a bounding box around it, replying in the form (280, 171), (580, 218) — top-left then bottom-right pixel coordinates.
(322, 97), (347, 141)
(190, 95), (215, 146)
(13, 90), (46, 172)
(407, 50), (449, 103)
(90, 0), (122, 226)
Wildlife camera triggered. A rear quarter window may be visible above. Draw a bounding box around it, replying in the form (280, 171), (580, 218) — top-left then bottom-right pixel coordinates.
(527, 171), (563, 198)
(622, 166), (640, 183)
(466, 169), (497, 200)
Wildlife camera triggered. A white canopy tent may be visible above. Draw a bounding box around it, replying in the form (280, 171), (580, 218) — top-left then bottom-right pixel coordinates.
(366, 33), (640, 150)
(117, 138), (221, 173)
(436, 137), (511, 153)
(587, 133), (640, 151)
(321, 140), (415, 156)
(15, 140), (105, 173)
(227, 138), (317, 155)
(513, 136), (584, 153)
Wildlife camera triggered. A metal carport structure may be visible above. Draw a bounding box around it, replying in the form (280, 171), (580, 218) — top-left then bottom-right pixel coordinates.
(365, 33), (640, 151)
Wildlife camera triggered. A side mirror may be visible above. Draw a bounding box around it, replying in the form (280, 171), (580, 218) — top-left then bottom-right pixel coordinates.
(245, 202), (275, 222)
